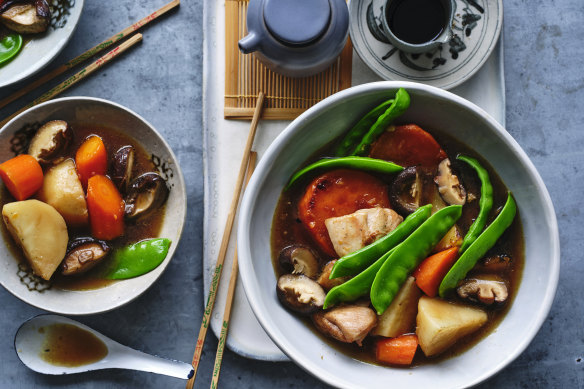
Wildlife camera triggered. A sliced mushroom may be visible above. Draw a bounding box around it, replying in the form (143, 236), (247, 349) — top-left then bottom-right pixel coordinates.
(312, 305), (377, 346)
(473, 255), (512, 274)
(278, 245), (319, 279)
(434, 159), (466, 206)
(317, 260), (348, 290)
(457, 274), (509, 306)
(1, 1), (50, 34)
(390, 166), (423, 215)
(277, 274), (325, 315)
(124, 172), (169, 219)
(61, 237), (111, 276)
(27, 120), (73, 164)
(111, 146), (135, 193)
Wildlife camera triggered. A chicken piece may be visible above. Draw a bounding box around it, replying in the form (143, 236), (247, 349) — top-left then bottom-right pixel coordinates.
(1, 1), (50, 34)
(312, 305), (377, 346)
(324, 208), (403, 257)
(316, 260), (348, 290)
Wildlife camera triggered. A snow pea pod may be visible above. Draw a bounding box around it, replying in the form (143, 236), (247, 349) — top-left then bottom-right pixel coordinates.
(457, 155), (493, 253)
(330, 204), (432, 278)
(0, 33), (23, 66)
(439, 193), (516, 297)
(334, 99), (395, 157)
(352, 88), (410, 156)
(370, 205), (462, 315)
(285, 156), (403, 190)
(105, 238), (171, 280)
(323, 247), (397, 309)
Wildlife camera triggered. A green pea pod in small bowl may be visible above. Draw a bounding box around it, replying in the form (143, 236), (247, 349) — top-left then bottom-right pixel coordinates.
(105, 238), (172, 280)
(439, 193), (517, 297)
(330, 204), (432, 278)
(285, 156), (403, 190)
(370, 205), (462, 315)
(0, 34), (23, 66)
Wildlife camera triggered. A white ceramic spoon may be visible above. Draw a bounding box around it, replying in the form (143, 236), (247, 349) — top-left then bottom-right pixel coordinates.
(14, 314), (194, 379)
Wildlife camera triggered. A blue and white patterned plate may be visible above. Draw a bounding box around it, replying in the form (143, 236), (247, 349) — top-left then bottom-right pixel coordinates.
(349, 0), (502, 89)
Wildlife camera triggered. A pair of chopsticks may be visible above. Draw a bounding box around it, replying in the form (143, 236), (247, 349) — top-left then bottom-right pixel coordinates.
(186, 93), (265, 389)
(0, 0), (181, 127)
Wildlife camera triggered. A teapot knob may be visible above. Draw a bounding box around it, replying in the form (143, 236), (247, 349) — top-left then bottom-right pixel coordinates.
(238, 32), (261, 54)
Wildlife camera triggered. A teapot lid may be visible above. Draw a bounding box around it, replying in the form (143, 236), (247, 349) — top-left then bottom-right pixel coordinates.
(264, 0), (331, 46)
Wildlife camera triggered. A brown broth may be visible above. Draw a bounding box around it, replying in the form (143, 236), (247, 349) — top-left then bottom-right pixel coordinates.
(0, 124), (166, 291)
(39, 323), (108, 367)
(270, 126), (525, 366)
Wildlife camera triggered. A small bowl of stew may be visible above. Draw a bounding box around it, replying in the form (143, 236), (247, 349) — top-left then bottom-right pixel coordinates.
(0, 97), (186, 315)
(237, 81), (559, 388)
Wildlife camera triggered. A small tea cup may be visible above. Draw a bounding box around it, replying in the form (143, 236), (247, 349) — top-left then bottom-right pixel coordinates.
(380, 0), (456, 54)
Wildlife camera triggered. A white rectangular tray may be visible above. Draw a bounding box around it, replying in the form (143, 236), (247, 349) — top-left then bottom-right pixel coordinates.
(202, 0), (505, 361)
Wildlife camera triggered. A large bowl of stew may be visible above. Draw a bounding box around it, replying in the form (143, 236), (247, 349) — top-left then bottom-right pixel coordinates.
(237, 81), (559, 388)
(0, 97), (186, 315)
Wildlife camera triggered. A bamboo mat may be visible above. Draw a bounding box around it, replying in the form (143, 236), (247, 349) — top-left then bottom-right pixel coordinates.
(224, 0), (353, 120)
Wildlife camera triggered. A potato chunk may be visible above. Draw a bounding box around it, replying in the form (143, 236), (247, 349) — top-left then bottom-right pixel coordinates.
(37, 159), (88, 226)
(416, 296), (487, 357)
(3, 200), (68, 280)
(372, 276), (422, 337)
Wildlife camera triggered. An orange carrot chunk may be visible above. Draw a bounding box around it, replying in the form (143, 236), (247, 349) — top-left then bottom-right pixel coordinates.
(376, 334), (419, 365)
(76, 135), (107, 187)
(413, 247), (459, 297)
(369, 124), (447, 167)
(87, 175), (124, 240)
(0, 154), (44, 200)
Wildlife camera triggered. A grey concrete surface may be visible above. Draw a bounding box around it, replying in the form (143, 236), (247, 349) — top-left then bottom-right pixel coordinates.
(0, 0), (582, 388)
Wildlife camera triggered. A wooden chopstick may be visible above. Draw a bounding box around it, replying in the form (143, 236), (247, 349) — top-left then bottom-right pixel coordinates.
(186, 92), (265, 389)
(0, 33), (143, 128)
(0, 0), (180, 110)
(210, 151), (257, 389)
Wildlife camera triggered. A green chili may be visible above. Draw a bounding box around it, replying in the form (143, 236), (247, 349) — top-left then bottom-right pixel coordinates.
(323, 247), (397, 309)
(352, 88), (410, 156)
(105, 238), (171, 280)
(0, 33), (23, 66)
(334, 99), (395, 157)
(439, 193), (517, 297)
(457, 155), (494, 253)
(370, 205), (462, 315)
(285, 157), (403, 190)
(330, 204), (432, 278)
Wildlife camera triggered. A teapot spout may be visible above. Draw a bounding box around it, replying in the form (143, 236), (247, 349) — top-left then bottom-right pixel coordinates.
(238, 32), (261, 54)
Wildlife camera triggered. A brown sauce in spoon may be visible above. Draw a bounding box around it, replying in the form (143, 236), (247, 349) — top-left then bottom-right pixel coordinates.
(39, 323), (108, 367)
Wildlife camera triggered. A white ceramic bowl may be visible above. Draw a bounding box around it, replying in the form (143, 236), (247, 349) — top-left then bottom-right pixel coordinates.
(0, 0), (84, 88)
(0, 97), (186, 315)
(238, 81), (560, 388)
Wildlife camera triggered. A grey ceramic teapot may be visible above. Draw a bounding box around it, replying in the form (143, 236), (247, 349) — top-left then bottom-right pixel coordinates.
(238, 0), (349, 77)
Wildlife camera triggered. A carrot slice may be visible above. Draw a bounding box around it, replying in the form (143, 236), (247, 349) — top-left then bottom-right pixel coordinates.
(298, 169), (390, 257)
(376, 334), (419, 365)
(86, 175), (124, 240)
(76, 135), (107, 187)
(369, 124), (447, 167)
(0, 154), (43, 200)
(413, 247), (459, 297)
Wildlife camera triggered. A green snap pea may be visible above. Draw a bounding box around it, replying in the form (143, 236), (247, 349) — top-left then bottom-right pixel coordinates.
(457, 155), (494, 253)
(330, 204), (432, 278)
(105, 238), (171, 280)
(323, 247), (397, 309)
(370, 205), (462, 315)
(334, 99), (395, 157)
(439, 193), (517, 297)
(0, 33), (23, 66)
(285, 157), (403, 190)
(352, 88), (410, 156)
